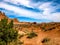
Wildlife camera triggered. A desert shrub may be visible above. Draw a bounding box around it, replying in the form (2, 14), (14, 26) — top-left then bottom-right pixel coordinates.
(41, 38), (60, 45)
(40, 26), (47, 31)
(27, 31), (37, 39)
(0, 18), (18, 45)
(48, 27), (55, 30)
(19, 34), (24, 38)
(18, 41), (24, 45)
(33, 22), (37, 24)
(41, 38), (50, 43)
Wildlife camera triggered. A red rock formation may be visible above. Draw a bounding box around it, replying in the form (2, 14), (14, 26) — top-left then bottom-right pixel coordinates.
(0, 11), (19, 23)
(0, 11), (8, 20)
(13, 18), (19, 23)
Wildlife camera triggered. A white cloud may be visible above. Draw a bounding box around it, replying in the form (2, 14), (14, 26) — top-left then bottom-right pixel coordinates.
(39, 2), (54, 14)
(4, 0), (33, 7)
(0, 2), (42, 19)
(50, 13), (60, 22)
(0, 1), (60, 22)
(39, 2), (51, 9)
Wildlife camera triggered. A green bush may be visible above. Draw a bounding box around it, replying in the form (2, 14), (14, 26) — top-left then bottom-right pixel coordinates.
(0, 40), (6, 45)
(0, 18), (18, 45)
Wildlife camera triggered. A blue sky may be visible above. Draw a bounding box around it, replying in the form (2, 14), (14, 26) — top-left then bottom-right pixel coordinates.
(0, 0), (60, 22)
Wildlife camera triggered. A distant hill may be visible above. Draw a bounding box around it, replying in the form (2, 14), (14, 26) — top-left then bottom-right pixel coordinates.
(0, 11), (60, 31)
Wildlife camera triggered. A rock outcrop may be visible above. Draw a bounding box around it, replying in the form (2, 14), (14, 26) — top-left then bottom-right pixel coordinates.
(0, 11), (19, 23)
(0, 11), (8, 20)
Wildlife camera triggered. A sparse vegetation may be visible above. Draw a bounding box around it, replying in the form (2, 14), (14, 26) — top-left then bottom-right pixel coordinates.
(27, 30), (37, 39)
(41, 38), (50, 43)
(40, 22), (60, 31)
(41, 38), (60, 45)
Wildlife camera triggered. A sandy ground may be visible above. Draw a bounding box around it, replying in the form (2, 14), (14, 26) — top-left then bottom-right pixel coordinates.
(18, 28), (60, 45)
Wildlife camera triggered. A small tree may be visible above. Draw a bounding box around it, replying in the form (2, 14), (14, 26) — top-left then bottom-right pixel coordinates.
(8, 20), (13, 28)
(0, 18), (8, 29)
(0, 18), (18, 45)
